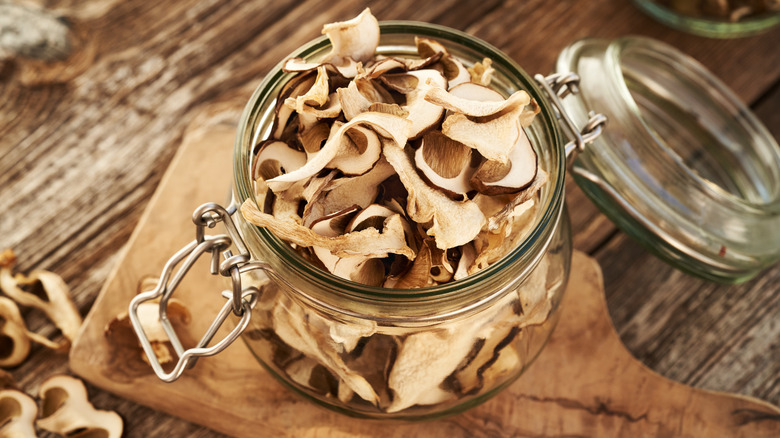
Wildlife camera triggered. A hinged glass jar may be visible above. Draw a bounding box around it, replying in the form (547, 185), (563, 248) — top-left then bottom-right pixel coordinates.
(128, 21), (780, 420)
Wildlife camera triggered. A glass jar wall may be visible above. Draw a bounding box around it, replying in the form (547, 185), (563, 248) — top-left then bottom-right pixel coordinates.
(230, 23), (572, 420)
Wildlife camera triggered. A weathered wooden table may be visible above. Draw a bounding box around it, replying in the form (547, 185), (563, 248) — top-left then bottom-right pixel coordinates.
(1, 0), (778, 436)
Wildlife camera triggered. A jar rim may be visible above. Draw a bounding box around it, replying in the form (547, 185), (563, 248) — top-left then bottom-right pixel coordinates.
(232, 21), (566, 310)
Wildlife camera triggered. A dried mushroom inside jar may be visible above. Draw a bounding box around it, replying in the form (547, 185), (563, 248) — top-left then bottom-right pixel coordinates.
(239, 9), (558, 416)
(241, 9), (544, 288)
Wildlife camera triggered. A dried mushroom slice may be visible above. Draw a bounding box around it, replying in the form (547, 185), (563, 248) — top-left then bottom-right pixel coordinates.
(383, 141), (485, 250)
(441, 105), (531, 165)
(470, 127), (537, 195)
(387, 325), (479, 412)
(414, 131), (476, 199)
(425, 86), (531, 118)
(453, 242), (476, 281)
(285, 66), (330, 111)
(0, 253), (82, 347)
(37, 375), (123, 438)
(447, 82), (504, 102)
(487, 168), (547, 232)
(445, 326), (521, 396)
(104, 276), (193, 377)
(302, 159), (395, 227)
(310, 206), (361, 273)
(363, 53), (442, 78)
(0, 297), (31, 367)
(337, 80), (375, 121)
(415, 37), (470, 89)
(265, 112), (411, 192)
(272, 296), (380, 405)
(0, 389), (37, 438)
(295, 92), (343, 123)
(298, 122), (331, 155)
(392, 70), (448, 140)
(321, 8), (379, 64)
(253, 140), (307, 182)
(271, 71), (316, 140)
(242, 199), (416, 259)
(327, 124), (382, 176)
(282, 57), (360, 79)
(388, 240), (432, 288)
(467, 58), (494, 86)
(329, 205), (405, 286)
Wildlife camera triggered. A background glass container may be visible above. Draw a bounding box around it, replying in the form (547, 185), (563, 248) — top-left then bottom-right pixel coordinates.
(632, 0), (780, 37)
(557, 36), (780, 283)
(230, 22), (572, 420)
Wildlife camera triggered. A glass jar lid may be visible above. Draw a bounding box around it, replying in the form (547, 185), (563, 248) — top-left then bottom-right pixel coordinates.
(556, 36), (780, 283)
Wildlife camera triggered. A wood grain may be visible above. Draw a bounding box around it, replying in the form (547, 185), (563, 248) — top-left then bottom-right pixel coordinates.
(1, 0), (778, 435)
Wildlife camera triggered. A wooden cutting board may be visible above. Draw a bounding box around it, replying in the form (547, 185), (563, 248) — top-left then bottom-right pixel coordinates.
(69, 104), (780, 437)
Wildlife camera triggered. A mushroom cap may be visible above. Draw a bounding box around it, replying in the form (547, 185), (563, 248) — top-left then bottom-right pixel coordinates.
(38, 375), (124, 438)
(414, 131), (476, 199)
(470, 127), (538, 195)
(253, 140), (307, 182)
(0, 389), (37, 438)
(321, 8), (379, 64)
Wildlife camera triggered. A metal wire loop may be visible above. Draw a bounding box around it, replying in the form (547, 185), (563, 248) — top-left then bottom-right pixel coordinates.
(128, 202), (268, 382)
(534, 73), (607, 168)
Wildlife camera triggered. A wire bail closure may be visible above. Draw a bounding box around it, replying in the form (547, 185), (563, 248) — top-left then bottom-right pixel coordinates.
(535, 73), (607, 167)
(128, 202), (269, 382)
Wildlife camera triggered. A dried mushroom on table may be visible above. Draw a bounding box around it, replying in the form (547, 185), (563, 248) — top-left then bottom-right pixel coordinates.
(240, 9), (557, 414)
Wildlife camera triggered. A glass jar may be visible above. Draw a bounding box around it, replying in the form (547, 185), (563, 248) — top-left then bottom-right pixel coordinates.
(557, 36), (780, 283)
(128, 21), (780, 423)
(230, 22), (572, 420)
(632, 0), (780, 38)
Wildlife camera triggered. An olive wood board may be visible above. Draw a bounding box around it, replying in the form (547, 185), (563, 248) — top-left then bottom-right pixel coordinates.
(69, 114), (780, 437)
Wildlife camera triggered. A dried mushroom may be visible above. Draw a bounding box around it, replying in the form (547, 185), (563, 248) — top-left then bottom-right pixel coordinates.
(652, 0), (780, 21)
(0, 389), (37, 438)
(104, 277), (193, 379)
(244, 8), (544, 282)
(0, 249), (81, 352)
(37, 375), (123, 438)
(0, 297), (32, 368)
(238, 9), (556, 415)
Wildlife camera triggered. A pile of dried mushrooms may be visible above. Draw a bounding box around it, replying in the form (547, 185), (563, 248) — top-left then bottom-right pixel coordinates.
(241, 8), (546, 288)
(240, 9), (558, 415)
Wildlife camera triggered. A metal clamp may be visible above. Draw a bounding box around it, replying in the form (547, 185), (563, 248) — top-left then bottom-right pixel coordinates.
(128, 202), (269, 382)
(535, 73), (607, 167)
